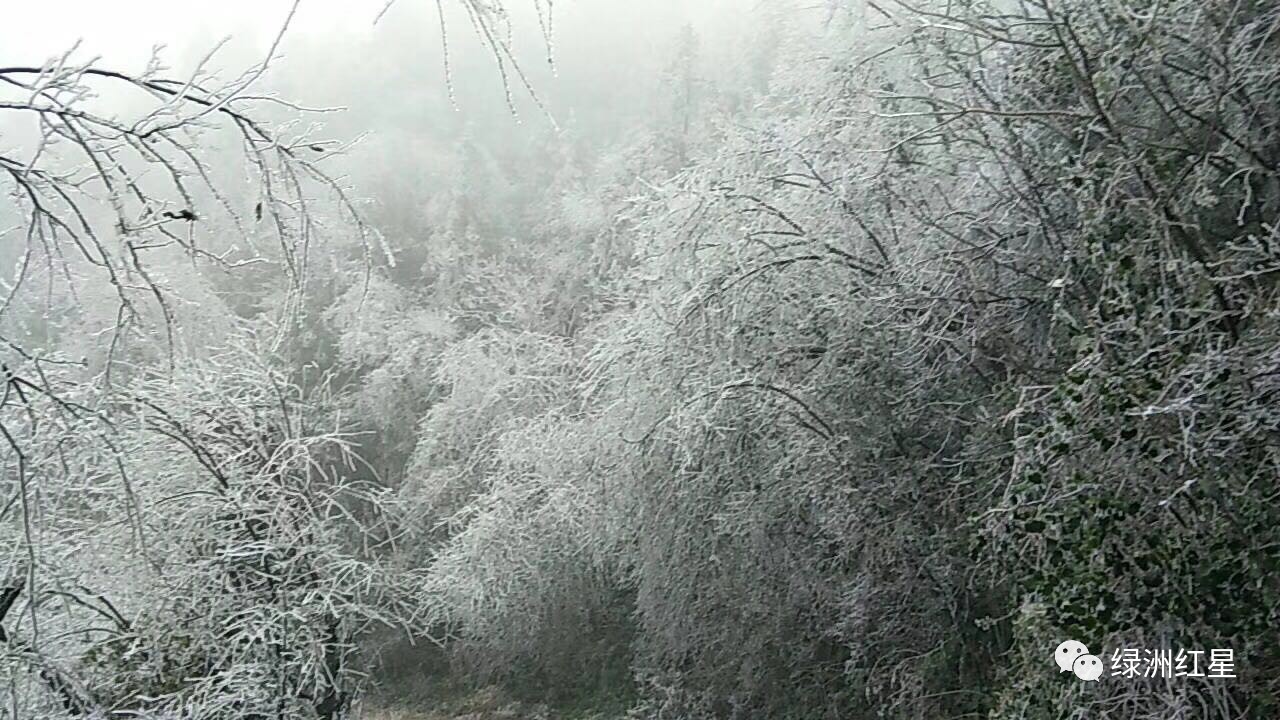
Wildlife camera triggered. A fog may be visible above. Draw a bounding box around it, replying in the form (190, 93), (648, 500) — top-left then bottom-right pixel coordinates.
(3, 0), (769, 247)
(2, 2), (1278, 719)
(4, 0), (753, 145)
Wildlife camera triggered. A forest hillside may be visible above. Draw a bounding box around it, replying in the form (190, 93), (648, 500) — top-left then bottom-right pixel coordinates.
(1, 1), (1278, 719)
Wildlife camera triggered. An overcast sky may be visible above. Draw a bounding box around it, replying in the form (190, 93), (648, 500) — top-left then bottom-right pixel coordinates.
(2, 1), (738, 90)
(2, 0), (771, 218)
(5, 0), (307, 66)
(3, 0), (766, 150)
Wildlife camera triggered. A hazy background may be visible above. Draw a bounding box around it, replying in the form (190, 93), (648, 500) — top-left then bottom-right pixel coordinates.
(2, 0), (755, 165)
(5, 2), (1279, 718)
(2, 0), (775, 271)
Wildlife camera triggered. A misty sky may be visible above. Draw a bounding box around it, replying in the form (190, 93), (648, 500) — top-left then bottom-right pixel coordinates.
(2, 0), (768, 227)
(2, 0), (743, 122)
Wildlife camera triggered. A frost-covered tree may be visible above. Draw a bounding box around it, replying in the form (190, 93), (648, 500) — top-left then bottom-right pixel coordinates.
(387, 1), (1280, 718)
(7, 0), (1279, 718)
(0, 10), (412, 718)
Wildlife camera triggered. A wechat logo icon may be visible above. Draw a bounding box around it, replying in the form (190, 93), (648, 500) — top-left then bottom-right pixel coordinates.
(1055, 640), (1102, 681)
